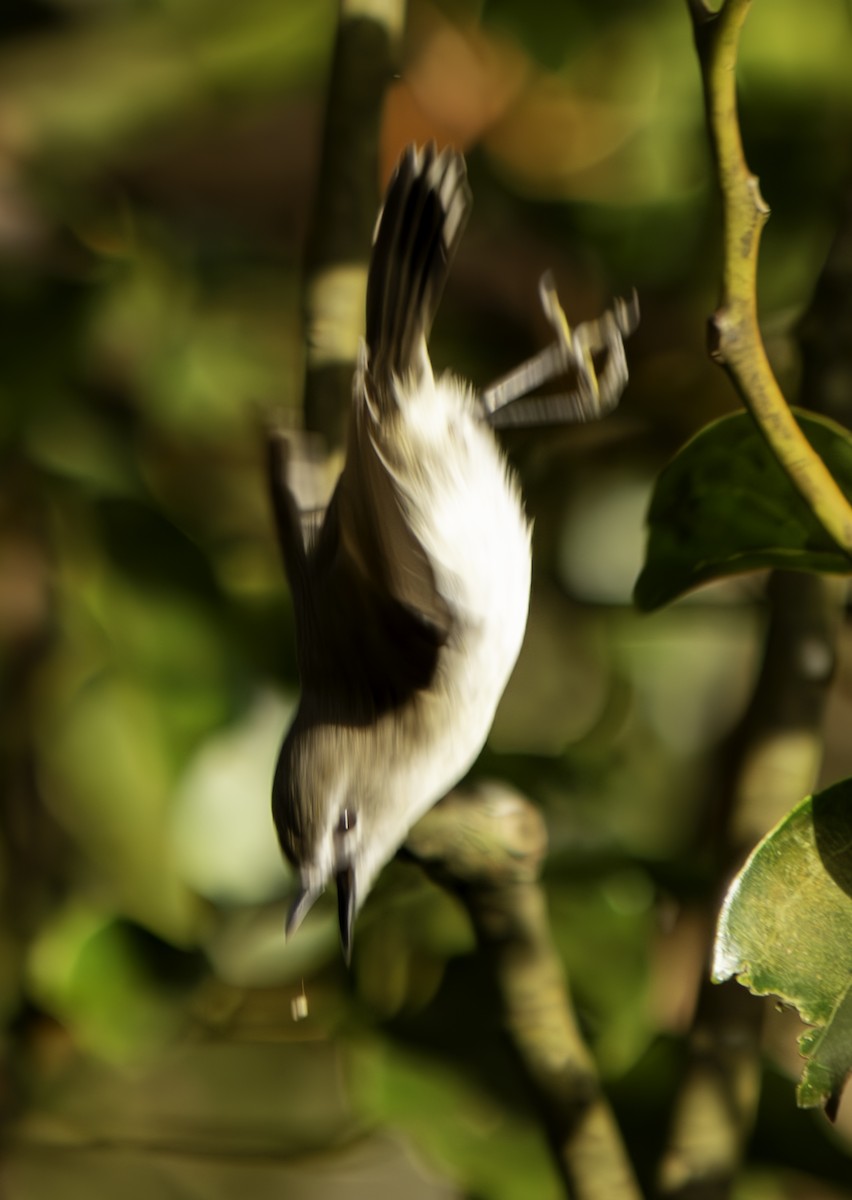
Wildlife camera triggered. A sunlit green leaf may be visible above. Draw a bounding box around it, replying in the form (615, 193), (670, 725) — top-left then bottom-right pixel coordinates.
(27, 903), (191, 1060)
(37, 674), (201, 944)
(0, 0), (335, 171)
(635, 410), (852, 612)
(713, 780), (852, 1115)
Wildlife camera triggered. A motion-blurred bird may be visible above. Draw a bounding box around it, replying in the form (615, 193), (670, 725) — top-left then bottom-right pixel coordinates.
(269, 143), (637, 961)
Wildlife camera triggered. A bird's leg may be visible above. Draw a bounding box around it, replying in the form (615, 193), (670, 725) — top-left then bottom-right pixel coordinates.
(481, 274), (639, 429)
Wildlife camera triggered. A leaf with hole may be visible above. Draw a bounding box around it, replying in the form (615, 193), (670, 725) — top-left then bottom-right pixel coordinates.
(713, 779), (852, 1117)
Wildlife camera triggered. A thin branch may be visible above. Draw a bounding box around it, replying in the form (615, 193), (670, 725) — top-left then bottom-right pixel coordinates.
(0, 2), (332, 168)
(688, 0), (852, 559)
(301, 0), (403, 449)
(408, 784), (643, 1200)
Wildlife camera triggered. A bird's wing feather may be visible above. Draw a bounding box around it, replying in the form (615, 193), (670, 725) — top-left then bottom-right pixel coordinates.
(336, 373), (451, 636)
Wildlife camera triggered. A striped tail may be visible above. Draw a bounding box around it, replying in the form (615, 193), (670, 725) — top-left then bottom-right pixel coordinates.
(365, 144), (471, 389)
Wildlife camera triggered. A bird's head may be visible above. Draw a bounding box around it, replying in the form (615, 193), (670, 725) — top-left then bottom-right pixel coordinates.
(272, 718), (385, 964)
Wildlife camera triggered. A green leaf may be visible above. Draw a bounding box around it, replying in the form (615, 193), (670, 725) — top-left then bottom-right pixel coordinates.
(634, 410), (852, 611)
(37, 674), (201, 944)
(713, 779), (852, 1115)
(798, 979), (852, 1117)
(27, 903), (189, 1061)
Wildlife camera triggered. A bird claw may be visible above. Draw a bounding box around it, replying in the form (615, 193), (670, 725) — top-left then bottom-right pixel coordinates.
(481, 278), (640, 429)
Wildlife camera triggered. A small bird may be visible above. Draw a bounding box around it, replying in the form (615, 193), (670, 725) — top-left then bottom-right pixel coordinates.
(269, 144), (637, 961)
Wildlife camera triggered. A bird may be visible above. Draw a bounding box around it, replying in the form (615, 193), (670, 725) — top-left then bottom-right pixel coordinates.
(268, 143), (637, 962)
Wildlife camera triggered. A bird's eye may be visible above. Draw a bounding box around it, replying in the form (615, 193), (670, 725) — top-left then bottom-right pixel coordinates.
(337, 808), (356, 835)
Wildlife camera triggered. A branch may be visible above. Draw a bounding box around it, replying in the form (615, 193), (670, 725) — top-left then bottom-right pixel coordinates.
(688, 0), (852, 559)
(408, 785), (642, 1200)
(301, 0), (404, 449)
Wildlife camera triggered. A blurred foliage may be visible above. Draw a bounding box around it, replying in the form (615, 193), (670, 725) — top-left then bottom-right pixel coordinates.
(1, 0), (852, 1197)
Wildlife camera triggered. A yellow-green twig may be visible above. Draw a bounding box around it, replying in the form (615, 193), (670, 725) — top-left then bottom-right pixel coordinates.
(688, 0), (852, 559)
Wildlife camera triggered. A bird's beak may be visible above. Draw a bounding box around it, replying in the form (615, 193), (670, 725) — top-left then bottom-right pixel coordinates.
(336, 866), (356, 966)
(286, 884), (321, 940)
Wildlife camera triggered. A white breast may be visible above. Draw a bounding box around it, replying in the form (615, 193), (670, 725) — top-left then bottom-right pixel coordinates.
(360, 370), (532, 877)
(399, 371), (532, 680)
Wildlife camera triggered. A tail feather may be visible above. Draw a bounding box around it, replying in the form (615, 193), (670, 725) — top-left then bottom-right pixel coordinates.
(365, 144), (471, 386)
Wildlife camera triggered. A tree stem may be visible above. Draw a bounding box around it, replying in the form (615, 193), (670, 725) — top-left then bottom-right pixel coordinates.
(689, 0), (852, 558)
